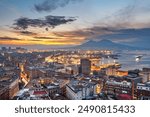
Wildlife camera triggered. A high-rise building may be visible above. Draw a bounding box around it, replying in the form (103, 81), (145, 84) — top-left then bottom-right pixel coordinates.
(80, 59), (91, 75)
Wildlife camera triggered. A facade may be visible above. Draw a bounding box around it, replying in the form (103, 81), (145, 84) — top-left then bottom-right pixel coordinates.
(137, 82), (150, 100)
(0, 66), (19, 99)
(48, 85), (60, 98)
(139, 68), (150, 83)
(0, 76), (19, 99)
(0, 85), (9, 100)
(106, 67), (128, 77)
(80, 59), (91, 75)
(106, 66), (118, 76)
(65, 65), (79, 75)
(105, 80), (133, 96)
(9, 77), (19, 99)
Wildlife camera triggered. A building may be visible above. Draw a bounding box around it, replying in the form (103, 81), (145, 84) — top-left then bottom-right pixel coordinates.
(0, 66), (19, 99)
(137, 82), (150, 100)
(80, 59), (91, 75)
(26, 67), (46, 79)
(105, 80), (133, 96)
(0, 85), (9, 100)
(65, 65), (79, 75)
(0, 76), (19, 99)
(106, 66), (118, 76)
(66, 80), (100, 100)
(139, 68), (150, 83)
(45, 84), (61, 99)
(9, 76), (19, 99)
(18, 63), (24, 72)
(116, 70), (128, 77)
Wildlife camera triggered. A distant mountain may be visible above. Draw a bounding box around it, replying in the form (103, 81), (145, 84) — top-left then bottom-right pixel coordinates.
(72, 39), (145, 50)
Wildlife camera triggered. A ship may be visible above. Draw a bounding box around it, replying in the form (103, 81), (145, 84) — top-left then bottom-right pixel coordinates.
(135, 55), (143, 62)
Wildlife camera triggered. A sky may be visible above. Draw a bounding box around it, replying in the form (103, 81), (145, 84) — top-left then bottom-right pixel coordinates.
(0, 0), (150, 49)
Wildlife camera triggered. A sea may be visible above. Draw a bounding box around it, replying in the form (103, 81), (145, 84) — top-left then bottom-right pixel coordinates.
(102, 50), (150, 71)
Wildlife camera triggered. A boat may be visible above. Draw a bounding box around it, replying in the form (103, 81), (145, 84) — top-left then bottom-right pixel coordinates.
(135, 55), (143, 62)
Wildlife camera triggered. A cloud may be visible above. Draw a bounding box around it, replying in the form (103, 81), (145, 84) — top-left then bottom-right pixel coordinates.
(13, 15), (77, 30)
(34, 0), (83, 12)
(115, 5), (136, 23)
(29, 39), (42, 42)
(0, 36), (21, 41)
(34, 36), (57, 40)
(54, 26), (113, 40)
(19, 31), (37, 35)
(96, 0), (150, 29)
(95, 5), (137, 29)
(53, 32), (78, 37)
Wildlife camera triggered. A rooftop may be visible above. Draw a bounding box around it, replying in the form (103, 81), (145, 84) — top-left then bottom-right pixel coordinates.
(33, 90), (47, 95)
(67, 79), (97, 93)
(106, 80), (132, 87)
(117, 94), (133, 100)
(137, 82), (150, 87)
(15, 89), (50, 100)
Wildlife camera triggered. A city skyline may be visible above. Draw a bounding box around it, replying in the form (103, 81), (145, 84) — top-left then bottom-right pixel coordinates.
(0, 0), (150, 49)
